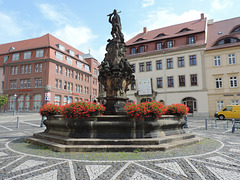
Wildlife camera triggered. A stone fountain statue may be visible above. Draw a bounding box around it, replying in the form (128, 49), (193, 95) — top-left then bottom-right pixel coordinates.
(98, 9), (135, 114)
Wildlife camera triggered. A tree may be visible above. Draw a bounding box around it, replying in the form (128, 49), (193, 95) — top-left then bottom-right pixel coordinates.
(0, 95), (8, 111)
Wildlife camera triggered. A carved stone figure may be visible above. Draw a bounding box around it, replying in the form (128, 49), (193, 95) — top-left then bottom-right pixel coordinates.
(98, 10), (135, 114)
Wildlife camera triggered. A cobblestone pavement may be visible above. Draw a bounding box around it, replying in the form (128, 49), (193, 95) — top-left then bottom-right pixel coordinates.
(0, 113), (240, 179)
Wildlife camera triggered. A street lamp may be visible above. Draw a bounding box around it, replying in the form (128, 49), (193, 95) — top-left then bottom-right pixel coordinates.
(13, 94), (17, 116)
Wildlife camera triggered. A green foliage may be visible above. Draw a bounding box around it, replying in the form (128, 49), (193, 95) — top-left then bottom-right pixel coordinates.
(0, 94), (8, 107)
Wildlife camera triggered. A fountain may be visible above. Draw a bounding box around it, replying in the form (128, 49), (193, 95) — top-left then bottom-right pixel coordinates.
(26, 10), (202, 152)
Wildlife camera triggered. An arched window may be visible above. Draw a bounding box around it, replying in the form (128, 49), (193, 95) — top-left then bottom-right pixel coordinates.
(33, 94), (42, 110)
(54, 95), (61, 105)
(231, 26), (240, 33)
(214, 37), (239, 46)
(8, 95), (15, 110)
(25, 95), (30, 110)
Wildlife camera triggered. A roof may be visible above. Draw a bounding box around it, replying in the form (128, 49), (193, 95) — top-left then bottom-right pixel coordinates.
(206, 16), (240, 50)
(0, 34), (87, 63)
(82, 53), (96, 60)
(126, 18), (206, 46)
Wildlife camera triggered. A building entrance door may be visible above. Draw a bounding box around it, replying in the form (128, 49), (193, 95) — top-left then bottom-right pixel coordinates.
(182, 97), (196, 114)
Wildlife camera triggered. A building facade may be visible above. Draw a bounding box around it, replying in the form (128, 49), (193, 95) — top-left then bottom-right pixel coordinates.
(205, 17), (240, 116)
(126, 14), (209, 116)
(1, 34), (99, 112)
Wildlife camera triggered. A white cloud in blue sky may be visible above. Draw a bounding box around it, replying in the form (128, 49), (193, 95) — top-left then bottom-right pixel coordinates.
(0, 0), (239, 61)
(142, 0), (155, 8)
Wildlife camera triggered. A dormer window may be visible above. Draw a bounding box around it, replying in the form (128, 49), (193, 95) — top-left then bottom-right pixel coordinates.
(76, 61), (82, 69)
(66, 56), (72, 65)
(77, 54), (83, 60)
(139, 46), (145, 53)
(130, 48), (136, 55)
(214, 37), (239, 46)
(68, 49), (75, 56)
(57, 44), (65, 51)
(231, 26), (240, 33)
(135, 38), (145, 42)
(187, 36), (196, 45)
(166, 40), (174, 48)
(178, 28), (191, 33)
(156, 42), (163, 50)
(155, 33), (166, 38)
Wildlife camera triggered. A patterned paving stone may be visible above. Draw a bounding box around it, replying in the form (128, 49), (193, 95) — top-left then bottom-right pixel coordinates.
(11, 159), (46, 172)
(155, 162), (187, 177)
(25, 169), (58, 180)
(86, 165), (111, 180)
(130, 171), (154, 180)
(206, 166), (240, 180)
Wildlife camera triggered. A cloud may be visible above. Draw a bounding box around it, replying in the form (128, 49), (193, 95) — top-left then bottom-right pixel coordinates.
(211, 0), (233, 10)
(53, 24), (97, 50)
(37, 3), (68, 25)
(142, 0), (155, 7)
(143, 9), (205, 31)
(0, 12), (22, 37)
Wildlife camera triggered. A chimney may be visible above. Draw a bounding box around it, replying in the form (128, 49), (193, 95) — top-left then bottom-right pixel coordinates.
(143, 27), (147, 33)
(200, 13), (204, 20)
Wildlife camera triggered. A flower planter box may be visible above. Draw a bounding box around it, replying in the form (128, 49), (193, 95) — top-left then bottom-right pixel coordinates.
(43, 115), (186, 139)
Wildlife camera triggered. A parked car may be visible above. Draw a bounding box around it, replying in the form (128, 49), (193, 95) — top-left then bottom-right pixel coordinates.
(216, 105), (240, 120)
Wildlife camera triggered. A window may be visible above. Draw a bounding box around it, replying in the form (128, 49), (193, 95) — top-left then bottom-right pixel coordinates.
(94, 68), (97, 74)
(156, 43), (163, 50)
(67, 82), (70, 91)
(157, 77), (162, 88)
(39, 63), (42, 72)
(21, 66), (24, 74)
(70, 70), (73, 78)
(228, 54), (236, 64)
(214, 56), (221, 66)
(35, 64), (38, 72)
(139, 63), (145, 72)
(232, 100), (239, 105)
(216, 78), (222, 89)
(10, 80), (17, 89)
(77, 61), (82, 69)
(139, 46), (145, 53)
(24, 51), (32, 59)
(65, 68), (67, 76)
(167, 76), (174, 87)
(189, 55), (196, 66)
(63, 96), (68, 105)
(156, 60), (162, 70)
(80, 74), (83, 81)
(34, 78), (42, 87)
(55, 79), (58, 88)
(20, 80), (24, 88)
(12, 53), (20, 61)
(84, 65), (89, 72)
(64, 81), (67, 90)
(179, 75), (185, 87)
(59, 80), (62, 89)
(190, 74), (198, 86)
(232, 26), (240, 33)
(28, 65), (31, 73)
(57, 44), (65, 51)
(214, 37), (239, 46)
(36, 49), (44, 58)
(131, 48), (136, 55)
(146, 61), (152, 71)
(56, 51), (63, 61)
(75, 72), (78, 79)
(68, 49), (75, 56)
(166, 41), (173, 48)
(230, 77), (237, 87)
(56, 65), (59, 73)
(54, 95), (61, 106)
(11, 66), (18, 75)
(80, 86), (83, 93)
(18, 95), (24, 110)
(217, 101), (224, 111)
(131, 80), (136, 90)
(187, 36), (196, 44)
(167, 58), (173, 69)
(75, 84), (77, 92)
(66, 56), (72, 65)
(25, 65), (28, 74)
(28, 79), (31, 87)
(4, 55), (9, 63)
(71, 83), (73, 91)
(25, 95), (30, 110)
(77, 54), (83, 60)
(11, 67), (15, 75)
(178, 57), (184, 67)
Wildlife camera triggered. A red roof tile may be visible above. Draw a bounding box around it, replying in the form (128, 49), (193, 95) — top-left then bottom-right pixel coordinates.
(206, 16), (240, 50)
(126, 18), (206, 46)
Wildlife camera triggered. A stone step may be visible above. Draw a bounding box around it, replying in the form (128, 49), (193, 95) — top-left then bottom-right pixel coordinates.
(25, 136), (203, 152)
(33, 132), (196, 145)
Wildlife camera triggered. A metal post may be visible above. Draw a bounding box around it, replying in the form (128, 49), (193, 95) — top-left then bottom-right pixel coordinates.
(16, 117), (19, 128)
(184, 115), (188, 128)
(13, 100), (16, 116)
(205, 117), (208, 130)
(232, 119), (235, 133)
(40, 116), (44, 127)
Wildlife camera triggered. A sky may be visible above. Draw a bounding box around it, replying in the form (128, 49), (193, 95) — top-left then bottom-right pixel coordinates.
(0, 0), (240, 62)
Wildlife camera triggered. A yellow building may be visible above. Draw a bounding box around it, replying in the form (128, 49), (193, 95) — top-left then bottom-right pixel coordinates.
(205, 17), (240, 116)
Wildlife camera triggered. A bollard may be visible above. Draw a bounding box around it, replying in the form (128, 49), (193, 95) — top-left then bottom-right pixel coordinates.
(40, 116), (44, 127)
(232, 119), (235, 133)
(184, 115), (188, 128)
(16, 117), (19, 128)
(205, 117), (208, 130)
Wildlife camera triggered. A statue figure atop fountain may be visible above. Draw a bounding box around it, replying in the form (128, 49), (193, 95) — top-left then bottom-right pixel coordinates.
(98, 10), (135, 114)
